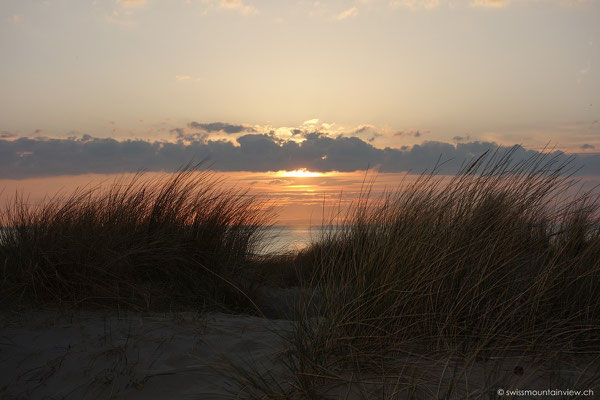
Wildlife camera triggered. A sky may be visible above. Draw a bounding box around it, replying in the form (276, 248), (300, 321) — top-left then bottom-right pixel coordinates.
(0, 170), (419, 226)
(1, 0), (600, 224)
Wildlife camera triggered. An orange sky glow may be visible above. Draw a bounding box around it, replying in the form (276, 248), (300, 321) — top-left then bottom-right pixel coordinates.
(0, 170), (422, 226)
(3, 169), (600, 227)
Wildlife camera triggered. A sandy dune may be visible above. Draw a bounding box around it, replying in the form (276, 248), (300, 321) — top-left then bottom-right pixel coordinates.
(0, 311), (292, 399)
(2, 307), (598, 399)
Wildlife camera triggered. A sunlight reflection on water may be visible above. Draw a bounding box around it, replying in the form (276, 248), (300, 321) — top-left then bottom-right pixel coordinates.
(260, 226), (322, 255)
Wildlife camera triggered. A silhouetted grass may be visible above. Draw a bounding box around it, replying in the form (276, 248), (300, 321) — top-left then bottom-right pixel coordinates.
(307, 146), (600, 350)
(229, 146), (600, 398)
(0, 165), (273, 311)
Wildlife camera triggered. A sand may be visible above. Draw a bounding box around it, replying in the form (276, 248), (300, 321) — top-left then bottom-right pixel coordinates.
(0, 310), (293, 399)
(1, 290), (598, 399)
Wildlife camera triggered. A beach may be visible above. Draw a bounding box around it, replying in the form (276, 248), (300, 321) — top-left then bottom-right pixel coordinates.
(2, 307), (598, 399)
(0, 310), (292, 399)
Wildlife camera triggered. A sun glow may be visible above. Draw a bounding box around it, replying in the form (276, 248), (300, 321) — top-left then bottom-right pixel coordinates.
(279, 168), (323, 178)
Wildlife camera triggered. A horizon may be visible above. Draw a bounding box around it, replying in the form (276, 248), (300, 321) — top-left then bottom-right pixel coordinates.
(2, 2), (600, 396)
(2, 0), (600, 223)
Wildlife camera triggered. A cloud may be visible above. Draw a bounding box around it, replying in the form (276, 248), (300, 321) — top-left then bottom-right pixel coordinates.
(175, 74), (192, 81)
(217, 0), (258, 15)
(335, 7), (359, 20)
(394, 129), (428, 137)
(368, 133), (383, 142)
(453, 135), (471, 142)
(170, 128), (209, 142)
(351, 125), (383, 142)
(581, 143), (596, 150)
(2, 133), (599, 179)
(353, 125), (377, 134)
(470, 0), (510, 7)
(390, 0), (441, 9)
(11, 15), (20, 25)
(197, 0), (258, 15)
(188, 121), (255, 134)
(116, 0), (147, 7)
(107, 0), (146, 27)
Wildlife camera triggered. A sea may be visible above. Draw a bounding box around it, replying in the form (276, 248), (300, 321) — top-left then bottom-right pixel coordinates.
(260, 226), (323, 254)
(0, 226), (324, 255)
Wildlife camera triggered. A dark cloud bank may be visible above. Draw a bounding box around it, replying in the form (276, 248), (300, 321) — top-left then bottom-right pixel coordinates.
(1, 133), (599, 179)
(187, 122), (253, 134)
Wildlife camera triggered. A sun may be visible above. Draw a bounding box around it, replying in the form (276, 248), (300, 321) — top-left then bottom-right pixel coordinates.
(279, 168), (322, 178)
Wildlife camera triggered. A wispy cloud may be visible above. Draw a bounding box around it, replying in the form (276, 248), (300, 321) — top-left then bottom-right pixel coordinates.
(188, 121), (255, 134)
(11, 15), (21, 25)
(470, 0), (510, 7)
(116, 0), (147, 7)
(389, 0), (441, 9)
(217, 0), (258, 15)
(175, 74), (192, 81)
(302, 118), (320, 126)
(335, 7), (359, 20)
(108, 0), (147, 27)
(394, 129), (429, 137)
(353, 125), (377, 134)
(453, 135), (472, 142)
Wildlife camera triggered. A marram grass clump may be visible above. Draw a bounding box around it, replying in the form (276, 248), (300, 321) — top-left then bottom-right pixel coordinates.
(229, 147), (600, 399)
(0, 165), (273, 311)
(306, 147), (600, 354)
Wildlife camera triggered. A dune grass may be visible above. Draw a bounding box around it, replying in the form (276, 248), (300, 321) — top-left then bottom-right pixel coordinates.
(3, 149), (600, 397)
(230, 146), (600, 398)
(307, 147), (600, 350)
(0, 165), (273, 311)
